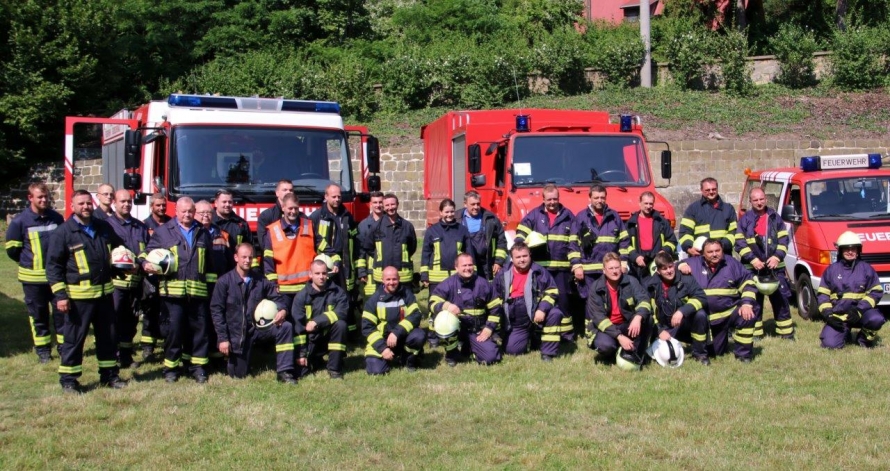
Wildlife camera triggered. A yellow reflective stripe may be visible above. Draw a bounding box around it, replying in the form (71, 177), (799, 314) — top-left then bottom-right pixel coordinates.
(277, 283), (306, 293)
(51, 282), (66, 294)
(691, 332), (707, 341)
(704, 288), (737, 296)
(680, 218), (695, 229)
(73, 250), (89, 275)
(324, 311), (338, 324)
(398, 319), (414, 332)
(567, 251), (581, 260)
(66, 282), (115, 299)
(433, 241), (441, 270)
(164, 358), (181, 369)
(329, 342), (346, 352)
(738, 247), (752, 256)
(294, 335), (307, 346)
(402, 245), (409, 264)
(548, 234), (570, 242)
(495, 248), (507, 259)
(276, 343), (294, 352)
(58, 365), (83, 374)
(169, 246), (179, 273)
(597, 319), (613, 332)
(367, 331), (384, 346)
(581, 263), (603, 271)
(487, 298), (502, 310)
(516, 225), (531, 236)
(206, 273), (217, 283)
(97, 360), (118, 368)
(688, 299), (704, 311)
(5, 240), (23, 249)
(362, 311), (377, 323)
(733, 327), (755, 344)
(374, 241), (382, 263)
(597, 236), (618, 243)
(818, 302), (833, 311)
(538, 261), (571, 268)
(197, 247), (205, 275)
(817, 286), (831, 295)
(708, 307), (734, 322)
(263, 249), (274, 258)
(463, 308), (486, 316)
(840, 292), (866, 300)
(428, 270), (454, 283)
(28, 232), (43, 269)
(18, 267), (47, 283)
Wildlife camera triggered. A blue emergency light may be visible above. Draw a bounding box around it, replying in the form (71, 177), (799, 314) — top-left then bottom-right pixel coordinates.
(800, 153), (883, 172)
(516, 115), (530, 132)
(167, 94), (341, 114)
(620, 115), (633, 132)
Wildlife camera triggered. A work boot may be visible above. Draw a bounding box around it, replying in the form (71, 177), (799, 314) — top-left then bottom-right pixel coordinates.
(61, 381), (84, 394)
(37, 350), (52, 364)
(101, 376), (128, 389)
(277, 371), (298, 385)
(164, 372), (179, 383)
(540, 354), (554, 363)
(328, 370), (344, 380)
(192, 368), (208, 384)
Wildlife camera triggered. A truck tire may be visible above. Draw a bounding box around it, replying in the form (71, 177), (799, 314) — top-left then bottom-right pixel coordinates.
(795, 274), (818, 320)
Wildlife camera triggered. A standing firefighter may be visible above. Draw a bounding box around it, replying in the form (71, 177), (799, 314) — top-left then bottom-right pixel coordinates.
(140, 193), (171, 361)
(646, 252), (710, 365)
(210, 243), (297, 384)
(140, 197), (217, 383)
(356, 191), (385, 296)
(514, 184), (575, 341)
(421, 198), (470, 347)
(292, 260), (350, 379)
(362, 194), (417, 294)
(310, 184), (359, 337)
(817, 231), (885, 349)
(256, 179), (293, 251)
(106, 189), (149, 368)
(735, 188), (795, 340)
(429, 253), (502, 366)
(263, 193), (316, 307)
(362, 266), (426, 374)
(492, 242), (563, 362)
(626, 191), (677, 283)
(679, 177), (737, 257)
(212, 189), (252, 251)
(46, 189), (126, 393)
(458, 191), (506, 280)
(5, 183), (64, 363)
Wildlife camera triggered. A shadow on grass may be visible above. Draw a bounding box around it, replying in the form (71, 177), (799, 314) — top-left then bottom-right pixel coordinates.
(0, 291), (37, 358)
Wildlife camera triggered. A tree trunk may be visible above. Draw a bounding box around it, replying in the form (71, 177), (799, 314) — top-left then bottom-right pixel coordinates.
(735, 0), (747, 30)
(836, 0), (848, 31)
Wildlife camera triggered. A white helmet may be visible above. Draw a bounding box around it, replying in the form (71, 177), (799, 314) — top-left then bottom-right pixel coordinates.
(693, 236), (708, 252)
(111, 246), (136, 270)
(835, 231), (862, 249)
(254, 299), (279, 330)
(314, 254), (335, 271)
(433, 311), (460, 339)
(754, 273), (779, 295)
(145, 248), (175, 275)
(647, 338), (684, 368)
(648, 261), (658, 276)
(615, 348), (642, 372)
(525, 231), (547, 248)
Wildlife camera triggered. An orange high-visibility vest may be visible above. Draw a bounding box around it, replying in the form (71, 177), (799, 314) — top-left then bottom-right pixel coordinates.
(268, 218), (315, 287)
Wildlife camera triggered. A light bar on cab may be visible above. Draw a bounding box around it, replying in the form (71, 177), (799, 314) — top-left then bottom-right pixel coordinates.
(800, 153), (883, 172)
(167, 94), (341, 114)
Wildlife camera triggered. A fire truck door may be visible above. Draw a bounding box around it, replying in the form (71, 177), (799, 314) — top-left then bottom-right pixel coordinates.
(452, 135), (466, 199)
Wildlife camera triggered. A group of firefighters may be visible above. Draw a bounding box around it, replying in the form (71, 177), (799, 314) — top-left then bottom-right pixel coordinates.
(6, 176), (885, 392)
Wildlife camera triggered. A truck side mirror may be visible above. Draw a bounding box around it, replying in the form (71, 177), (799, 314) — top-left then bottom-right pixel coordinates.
(153, 176), (167, 197)
(781, 204), (800, 223)
(471, 174), (486, 188)
(660, 150), (672, 179)
(367, 175), (381, 192)
(366, 135), (380, 174)
(124, 130), (142, 169)
(468, 144), (482, 174)
(123, 172), (141, 191)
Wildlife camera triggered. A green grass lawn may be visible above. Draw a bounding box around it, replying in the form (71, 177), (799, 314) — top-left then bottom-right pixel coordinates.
(2, 251), (890, 469)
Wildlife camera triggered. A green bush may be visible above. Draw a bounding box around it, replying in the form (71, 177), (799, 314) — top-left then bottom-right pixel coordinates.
(664, 29), (715, 90)
(830, 26), (887, 90)
(526, 26), (591, 95)
(585, 23), (645, 88)
(716, 29), (752, 96)
(769, 24), (819, 88)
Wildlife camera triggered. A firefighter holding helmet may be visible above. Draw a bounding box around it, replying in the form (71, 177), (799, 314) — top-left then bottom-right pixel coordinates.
(817, 231), (886, 349)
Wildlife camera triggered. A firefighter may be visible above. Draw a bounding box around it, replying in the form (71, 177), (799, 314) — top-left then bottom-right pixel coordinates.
(310, 183), (360, 337)
(678, 177), (737, 257)
(212, 189), (252, 251)
(817, 231), (885, 349)
(514, 184), (575, 341)
(570, 185), (630, 330)
(46, 189), (126, 393)
(626, 191), (677, 283)
(429, 253), (502, 366)
(196, 199), (234, 369)
(292, 259), (350, 379)
(256, 179), (293, 250)
(586, 253), (652, 365)
(356, 191), (385, 296)
(458, 191), (506, 280)
(362, 266), (426, 375)
(210, 243), (297, 384)
(140, 197), (217, 383)
(106, 189), (149, 368)
(735, 187), (795, 340)
(362, 193), (417, 295)
(262, 192), (316, 308)
(139, 192), (170, 361)
(421, 198), (470, 347)
(93, 183), (115, 220)
(492, 242), (563, 361)
(5, 182), (65, 363)
(678, 238), (757, 362)
(646, 251), (710, 365)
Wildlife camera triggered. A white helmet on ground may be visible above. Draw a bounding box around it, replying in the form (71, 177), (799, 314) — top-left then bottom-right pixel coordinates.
(835, 231), (862, 249)
(433, 311), (460, 339)
(647, 338), (685, 368)
(145, 248), (175, 275)
(615, 348), (642, 372)
(525, 231), (547, 248)
(693, 236), (708, 252)
(254, 299), (279, 330)
(111, 246), (136, 270)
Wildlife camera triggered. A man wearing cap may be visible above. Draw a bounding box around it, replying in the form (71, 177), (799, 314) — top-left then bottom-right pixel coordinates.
(210, 243), (296, 383)
(514, 184), (575, 341)
(106, 189), (149, 368)
(817, 231), (885, 349)
(429, 253), (502, 366)
(735, 187), (794, 340)
(679, 177), (737, 257)
(362, 266), (425, 374)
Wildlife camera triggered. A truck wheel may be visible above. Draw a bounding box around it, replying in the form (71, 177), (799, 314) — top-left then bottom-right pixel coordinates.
(795, 275), (818, 320)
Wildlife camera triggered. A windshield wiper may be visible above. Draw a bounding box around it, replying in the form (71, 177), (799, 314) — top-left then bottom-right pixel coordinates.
(867, 212), (890, 219)
(812, 214), (854, 220)
(571, 180), (628, 192)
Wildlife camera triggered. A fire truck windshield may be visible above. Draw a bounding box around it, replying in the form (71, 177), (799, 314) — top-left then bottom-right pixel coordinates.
(806, 176), (890, 220)
(170, 126), (353, 199)
(511, 135), (650, 187)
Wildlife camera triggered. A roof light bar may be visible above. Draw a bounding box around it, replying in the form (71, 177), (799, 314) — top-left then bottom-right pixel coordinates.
(800, 153), (883, 172)
(167, 94), (341, 114)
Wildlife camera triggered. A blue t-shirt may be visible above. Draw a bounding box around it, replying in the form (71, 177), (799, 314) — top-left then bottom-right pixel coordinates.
(465, 213), (483, 234)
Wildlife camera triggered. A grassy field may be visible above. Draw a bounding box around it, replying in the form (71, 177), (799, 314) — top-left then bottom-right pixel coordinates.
(2, 251), (890, 469)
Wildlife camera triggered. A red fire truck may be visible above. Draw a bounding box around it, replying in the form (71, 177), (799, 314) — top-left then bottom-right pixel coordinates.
(63, 94), (381, 231)
(420, 109), (675, 240)
(740, 153), (890, 319)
